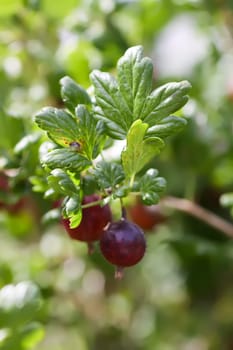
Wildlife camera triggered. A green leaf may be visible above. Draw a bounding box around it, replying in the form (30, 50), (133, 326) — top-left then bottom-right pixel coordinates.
(0, 281), (42, 328)
(90, 70), (132, 139)
(90, 46), (154, 139)
(121, 120), (164, 179)
(47, 169), (79, 196)
(146, 115), (187, 138)
(117, 45), (153, 119)
(75, 105), (98, 160)
(63, 196), (82, 229)
(63, 196), (80, 215)
(94, 161), (125, 190)
(82, 175), (99, 196)
(91, 46), (191, 140)
(44, 188), (56, 199)
(92, 120), (107, 159)
(114, 185), (130, 198)
(139, 168), (167, 205)
(35, 104), (105, 160)
(60, 76), (91, 113)
(41, 148), (91, 172)
(141, 80), (191, 125)
(69, 210), (82, 228)
(35, 107), (80, 147)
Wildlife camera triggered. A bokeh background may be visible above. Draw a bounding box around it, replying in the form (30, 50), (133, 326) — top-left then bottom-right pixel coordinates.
(0, 1), (233, 349)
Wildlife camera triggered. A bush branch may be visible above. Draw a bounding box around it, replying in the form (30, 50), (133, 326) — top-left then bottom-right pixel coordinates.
(161, 196), (233, 239)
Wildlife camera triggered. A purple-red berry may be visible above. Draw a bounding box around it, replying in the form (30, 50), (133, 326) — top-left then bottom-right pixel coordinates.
(100, 219), (146, 278)
(62, 194), (112, 252)
(0, 173), (9, 209)
(128, 200), (166, 231)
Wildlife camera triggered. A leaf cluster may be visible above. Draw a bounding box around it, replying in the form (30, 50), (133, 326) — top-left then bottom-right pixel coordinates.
(34, 46), (191, 225)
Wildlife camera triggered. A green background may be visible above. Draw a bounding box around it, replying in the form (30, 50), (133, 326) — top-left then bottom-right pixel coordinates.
(0, 1), (233, 349)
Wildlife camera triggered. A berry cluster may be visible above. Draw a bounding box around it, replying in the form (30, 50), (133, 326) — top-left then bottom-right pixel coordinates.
(61, 194), (147, 279)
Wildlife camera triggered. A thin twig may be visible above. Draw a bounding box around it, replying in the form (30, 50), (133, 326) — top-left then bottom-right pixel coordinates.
(161, 196), (233, 239)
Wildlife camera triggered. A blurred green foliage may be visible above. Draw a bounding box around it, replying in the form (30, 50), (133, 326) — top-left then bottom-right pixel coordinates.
(0, 1), (233, 349)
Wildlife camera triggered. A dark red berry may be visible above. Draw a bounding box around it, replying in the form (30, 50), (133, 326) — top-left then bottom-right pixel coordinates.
(128, 201), (166, 231)
(62, 194), (112, 246)
(100, 219), (146, 276)
(0, 173), (9, 191)
(52, 199), (63, 209)
(0, 173), (9, 209)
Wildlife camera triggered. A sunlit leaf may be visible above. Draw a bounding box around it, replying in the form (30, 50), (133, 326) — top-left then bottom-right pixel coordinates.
(122, 120), (164, 179)
(35, 107), (80, 147)
(141, 80), (191, 126)
(94, 161), (125, 189)
(41, 148), (91, 172)
(146, 115), (187, 138)
(117, 45), (153, 119)
(139, 168), (167, 205)
(60, 76), (91, 112)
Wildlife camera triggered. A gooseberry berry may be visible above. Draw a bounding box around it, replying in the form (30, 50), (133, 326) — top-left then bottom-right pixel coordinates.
(100, 218), (146, 278)
(62, 194), (112, 253)
(128, 200), (166, 231)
